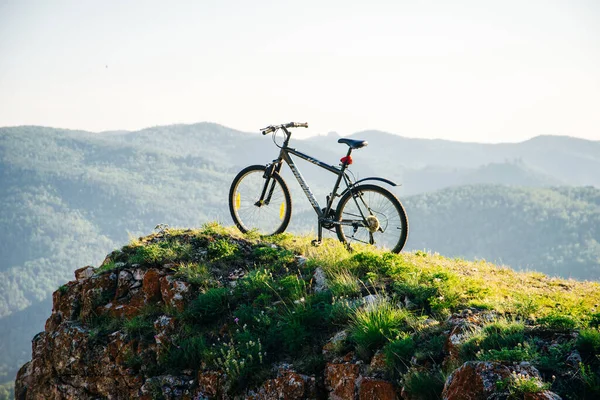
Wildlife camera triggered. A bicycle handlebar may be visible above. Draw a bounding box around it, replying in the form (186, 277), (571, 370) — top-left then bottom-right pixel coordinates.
(260, 122), (308, 135)
(285, 122), (309, 129)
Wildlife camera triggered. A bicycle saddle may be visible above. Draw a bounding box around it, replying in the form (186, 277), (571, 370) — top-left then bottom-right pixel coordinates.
(338, 138), (368, 149)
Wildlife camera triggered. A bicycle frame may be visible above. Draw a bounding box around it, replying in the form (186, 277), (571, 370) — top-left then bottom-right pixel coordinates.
(259, 128), (349, 215)
(257, 126), (400, 244)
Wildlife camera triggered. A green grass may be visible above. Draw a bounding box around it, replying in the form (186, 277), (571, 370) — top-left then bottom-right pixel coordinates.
(537, 313), (579, 330)
(128, 240), (193, 266)
(401, 368), (446, 400)
(496, 372), (551, 398)
(123, 306), (161, 342)
(207, 238), (239, 261)
(76, 225), (600, 398)
(459, 319), (527, 362)
(577, 328), (600, 357)
(579, 363), (600, 397)
(95, 260), (118, 274)
(477, 342), (537, 363)
(184, 288), (230, 324)
(174, 262), (213, 287)
(161, 335), (208, 372)
(384, 332), (415, 372)
(349, 296), (411, 355)
(328, 269), (362, 297)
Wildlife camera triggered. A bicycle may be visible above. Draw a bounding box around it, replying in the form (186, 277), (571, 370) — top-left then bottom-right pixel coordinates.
(228, 122), (409, 253)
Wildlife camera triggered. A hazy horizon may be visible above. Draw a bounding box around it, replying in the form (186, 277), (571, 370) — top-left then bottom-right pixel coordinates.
(1, 0), (599, 142)
(2, 120), (599, 145)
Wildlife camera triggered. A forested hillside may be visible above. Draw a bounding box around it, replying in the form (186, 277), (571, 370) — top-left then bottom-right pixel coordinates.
(348, 130), (600, 188)
(0, 123), (599, 392)
(404, 185), (600, 280)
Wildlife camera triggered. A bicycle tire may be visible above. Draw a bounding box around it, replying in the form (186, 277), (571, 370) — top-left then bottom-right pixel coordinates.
(229, 165), (292, 236)
(335, 184), (409, 253)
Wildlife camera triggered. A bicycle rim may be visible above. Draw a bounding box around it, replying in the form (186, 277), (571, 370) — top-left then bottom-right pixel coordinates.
(336, 185), (408, 252)
(230, 167), (290, 235)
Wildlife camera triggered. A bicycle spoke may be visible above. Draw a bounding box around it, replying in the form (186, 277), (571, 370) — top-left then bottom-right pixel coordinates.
(336, 185), (408, 252)
(230, 167), (291, 235)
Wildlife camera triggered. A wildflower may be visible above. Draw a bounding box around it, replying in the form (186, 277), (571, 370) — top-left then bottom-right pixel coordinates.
(234, 317), (239, 324)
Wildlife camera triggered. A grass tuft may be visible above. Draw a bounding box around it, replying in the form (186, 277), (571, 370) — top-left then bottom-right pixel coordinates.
(349, 296), (410, 353)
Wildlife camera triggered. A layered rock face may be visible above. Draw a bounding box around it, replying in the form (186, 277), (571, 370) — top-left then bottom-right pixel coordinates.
(14, 230), (571, 399)
(14, 262), (399, 399)
(15, 262), (171, 399)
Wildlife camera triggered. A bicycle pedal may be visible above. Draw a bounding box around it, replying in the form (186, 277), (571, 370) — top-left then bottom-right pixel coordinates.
(311, 239), (322, 247)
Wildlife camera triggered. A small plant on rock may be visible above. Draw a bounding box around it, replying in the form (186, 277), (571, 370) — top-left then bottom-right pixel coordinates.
(385, 332), (416, 373)
(207, 238), (239, 261)
(205, 326), (266, 391)
(576, 328), (600, 357)
(537, 313), (579, 330)
(401, 368), (445, 400)
(96, 260), (118, 274)
(184, 287), (229, 324)
(123, 313), (156, 342)
(496, 371), (550, 398)
(161, 335), (208, 371)
(477, 341), (538, 363)
(174, 262), (213, 287)
(129, 240), (192, 266)
(579, 363), (600, 397)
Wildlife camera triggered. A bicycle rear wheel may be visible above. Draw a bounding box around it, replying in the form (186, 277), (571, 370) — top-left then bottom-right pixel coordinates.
(335, 184), (408, 253)
(229, 165), (292, 236)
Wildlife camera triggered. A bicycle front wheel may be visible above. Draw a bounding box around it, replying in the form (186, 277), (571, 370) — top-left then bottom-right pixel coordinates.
(335, 184), (408, 253)
(229, 165), (292, 236)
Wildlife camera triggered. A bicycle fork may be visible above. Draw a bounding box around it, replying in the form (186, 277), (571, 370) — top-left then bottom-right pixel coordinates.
(256, 162), (282, 206)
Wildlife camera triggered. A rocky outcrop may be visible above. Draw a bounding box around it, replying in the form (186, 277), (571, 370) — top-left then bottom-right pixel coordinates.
(442, 361), (561, 400)
(15, 231), (570, 400)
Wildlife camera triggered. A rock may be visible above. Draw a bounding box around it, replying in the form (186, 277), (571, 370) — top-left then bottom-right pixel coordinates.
(524, 391), (563, 400)
(74, 266), (95, 281)
(140, 375), (195, 400)
(46, 281), (82, 331)
(313, 267), (327, 293)
(362, 294), (378, 306)
(296, 256), (308, 267)
(116, 270), (135, 298)
(196, 371), (222, 398)
(160, 275), (192, 311)
(257, 370), (316, 399)
(154, 315), (178, 359)
(79, 272), (118, 321)
(133, 268), (146, 281)
(404, 297), (417, 310)
(565, 349), (582, 368)
(358, 377), (397, 400)
(442, 361), (549, 400)
(323, 330), (349, 361)
(444, 309), (497, 367)
(325, 363), (360, 400)
(143, 269), (163, 303)
(368, 350), (387, 376)
(16, 321), (145, 399)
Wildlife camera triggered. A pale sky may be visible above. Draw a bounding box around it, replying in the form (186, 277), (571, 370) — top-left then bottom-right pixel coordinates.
(0, 0), (599, 142)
